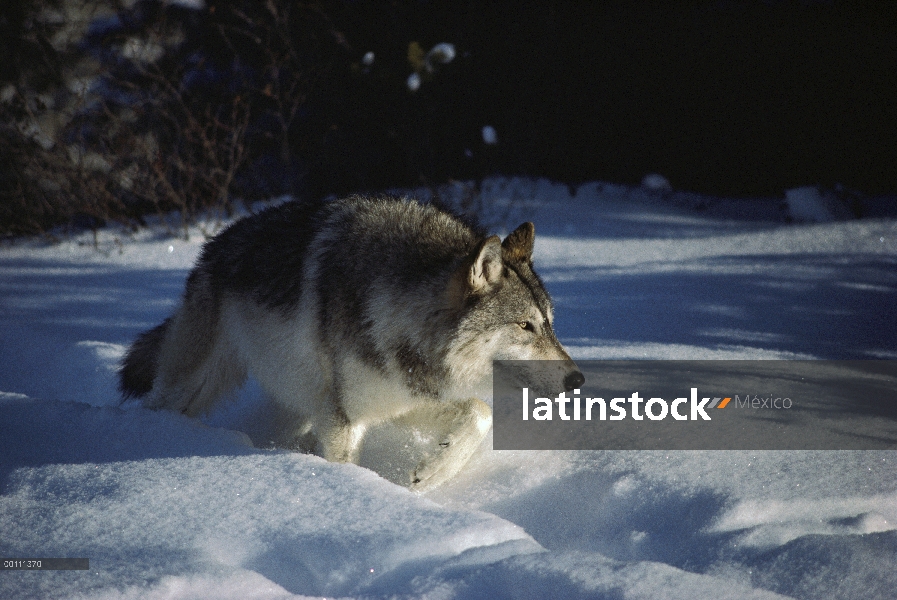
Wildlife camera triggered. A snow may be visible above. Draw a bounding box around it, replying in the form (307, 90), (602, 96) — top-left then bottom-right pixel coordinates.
(1, 177), (896, 599)
(641, 173), (672, 193)
(785, 186), (854, 223)
(425, 43), (456, 71)
(407, 72), (421, 92)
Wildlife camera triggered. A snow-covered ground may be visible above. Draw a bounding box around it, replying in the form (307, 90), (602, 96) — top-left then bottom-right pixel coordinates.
(2, 178), (896, 599)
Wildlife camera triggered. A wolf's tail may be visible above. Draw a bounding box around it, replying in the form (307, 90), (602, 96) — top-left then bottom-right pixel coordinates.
(119, 318), (170, 399)
(118, 268), (246, 415)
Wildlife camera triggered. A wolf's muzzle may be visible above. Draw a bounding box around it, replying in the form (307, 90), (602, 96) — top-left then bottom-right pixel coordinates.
(564, 370), (586, 391)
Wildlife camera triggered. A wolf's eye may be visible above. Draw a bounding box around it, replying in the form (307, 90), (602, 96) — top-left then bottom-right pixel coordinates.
(517, 321), (534, 332)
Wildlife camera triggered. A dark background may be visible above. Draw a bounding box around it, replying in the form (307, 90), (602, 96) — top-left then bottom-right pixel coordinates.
(2, 0), (895, 233)
(333, 0), (896, 198)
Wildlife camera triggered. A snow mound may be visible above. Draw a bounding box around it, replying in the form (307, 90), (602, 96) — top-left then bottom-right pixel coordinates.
(1, 395), (539, 599)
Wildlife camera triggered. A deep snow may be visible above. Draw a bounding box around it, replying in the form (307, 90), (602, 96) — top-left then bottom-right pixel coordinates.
(1, 178), (896, 599)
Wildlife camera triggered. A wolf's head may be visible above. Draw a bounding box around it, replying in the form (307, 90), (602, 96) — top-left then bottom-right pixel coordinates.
(445, 222), (584, 398)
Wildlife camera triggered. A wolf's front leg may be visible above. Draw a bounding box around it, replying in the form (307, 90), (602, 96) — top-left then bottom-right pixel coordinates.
(401, 398), (492, 492)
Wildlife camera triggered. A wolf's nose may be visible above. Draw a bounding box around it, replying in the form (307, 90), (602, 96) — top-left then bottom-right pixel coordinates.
(564, 370), (585, 391)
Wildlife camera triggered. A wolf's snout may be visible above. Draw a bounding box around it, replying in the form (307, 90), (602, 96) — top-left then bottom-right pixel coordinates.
(564, 370), (585, 391)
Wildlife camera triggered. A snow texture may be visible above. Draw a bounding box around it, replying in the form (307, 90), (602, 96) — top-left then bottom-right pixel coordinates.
(1, 177), (896, 599)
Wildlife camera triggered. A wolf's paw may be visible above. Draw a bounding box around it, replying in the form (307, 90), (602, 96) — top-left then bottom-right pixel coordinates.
(409, 458), (448, 492)
(408, 440), (453, 491)
(405, 397), (492, 492)
(408, 435), (478, 492)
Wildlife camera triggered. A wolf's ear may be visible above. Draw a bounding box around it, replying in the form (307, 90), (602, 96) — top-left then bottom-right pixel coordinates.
(502, 222), (534, 262)
(468, 235), (503, 293)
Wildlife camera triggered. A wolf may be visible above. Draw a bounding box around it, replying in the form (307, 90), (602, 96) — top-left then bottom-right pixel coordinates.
(120, 195), (583, 490)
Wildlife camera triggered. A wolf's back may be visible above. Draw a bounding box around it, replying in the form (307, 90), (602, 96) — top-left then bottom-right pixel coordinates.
(118, 199), (323, 402)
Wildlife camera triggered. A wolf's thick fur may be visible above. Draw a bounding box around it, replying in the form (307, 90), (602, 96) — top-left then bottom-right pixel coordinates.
(121, 195), (582, 489)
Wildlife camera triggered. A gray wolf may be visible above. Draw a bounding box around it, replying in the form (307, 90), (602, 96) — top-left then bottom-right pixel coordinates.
(120, 195), (583, 490)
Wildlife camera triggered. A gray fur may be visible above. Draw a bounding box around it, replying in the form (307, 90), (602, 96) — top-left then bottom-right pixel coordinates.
(120, 195), (581, 489)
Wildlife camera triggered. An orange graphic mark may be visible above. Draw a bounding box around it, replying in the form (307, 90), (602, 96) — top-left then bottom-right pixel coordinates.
(717, 397), (731, 409)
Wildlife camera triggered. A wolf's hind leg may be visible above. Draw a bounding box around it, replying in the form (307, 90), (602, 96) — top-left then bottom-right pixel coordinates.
(401, 398), (492, 491)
